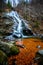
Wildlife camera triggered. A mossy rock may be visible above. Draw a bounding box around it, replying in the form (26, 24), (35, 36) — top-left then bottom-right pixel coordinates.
(0, 50), (7, 65)
(0, 44), (11, 56)
(35, 50), (43, 65)
(0, 41), (17, 56)
(10, 46), (20, 55)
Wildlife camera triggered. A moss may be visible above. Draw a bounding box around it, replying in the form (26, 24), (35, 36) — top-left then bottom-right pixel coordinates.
(23, 13), (27, 20)
(34, 21), (39, 28)
(0, 50), (7, 65)
(10, 46), (20, 55)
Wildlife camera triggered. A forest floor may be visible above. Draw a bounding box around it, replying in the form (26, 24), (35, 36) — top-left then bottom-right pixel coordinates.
(8, 38), (43, 65)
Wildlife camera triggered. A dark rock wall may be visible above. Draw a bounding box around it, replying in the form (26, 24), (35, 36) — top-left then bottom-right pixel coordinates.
(0, 0), (7, 11)
(31, 0), (43, 4)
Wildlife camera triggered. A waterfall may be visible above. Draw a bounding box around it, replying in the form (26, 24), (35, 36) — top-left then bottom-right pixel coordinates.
(4, 0), (20, 7)
(24, 0), (32, 3)
(4, 0), (32, 8)
(4, 10), (34, 38)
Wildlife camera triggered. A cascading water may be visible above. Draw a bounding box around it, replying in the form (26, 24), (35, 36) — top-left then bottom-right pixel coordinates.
(4, 0), (32, 8)
(24, 0), (32, 3)
(4, 0), (19, 7)
(4, 10), (34, 38)
(2, 0), (35, 39)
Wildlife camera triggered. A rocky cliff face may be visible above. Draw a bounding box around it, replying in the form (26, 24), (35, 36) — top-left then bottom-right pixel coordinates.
(0, 0), (7, 11)
(31, 0), (43, 4)
(0, 0), (4, 10)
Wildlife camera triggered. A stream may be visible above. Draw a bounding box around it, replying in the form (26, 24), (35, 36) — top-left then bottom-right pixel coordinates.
(0, 0), (36, 41)
(2, 10), (35, 40)
(0, 1), (43, 65)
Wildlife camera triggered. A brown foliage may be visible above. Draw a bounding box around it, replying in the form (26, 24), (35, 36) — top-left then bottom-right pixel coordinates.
(8, 38), (43, 65)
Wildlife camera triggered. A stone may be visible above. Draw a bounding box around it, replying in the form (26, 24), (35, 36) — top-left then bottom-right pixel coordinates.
(36, 45), (41, 49)
(34, 50), (43, 65)
(37, 50), (43, 55)
(0, 50), (7, 65)
(10, 46), (20, 55)
(0, 44), (11, 56)
(0, 16), (14, 39)
(4, 35), (15, 41)
(15, 44), (25, 48)
(0, 41), (20, 56)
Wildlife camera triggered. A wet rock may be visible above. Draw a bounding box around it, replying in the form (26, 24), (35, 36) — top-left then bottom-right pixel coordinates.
(23, 29), (33, 36)
(0, 16), (14, 38)
(0, 50), (7, 65)
(10, 46), (20, 55)
(0, 31), (12, 36)
(40, 35), (43, 41)
(0, 41), (19, 56)
(0, 44), (11, 56)
(3, 32), (12, 36)
(15, 44), (25, 48)
(0, 40), (15, 47)
(34, 50), (43, 65)
(38, 59), (43, 65)
(4, 35), (15, 41)
(37, 50), (43, 55)
(36, 45), (41, 49)
(13, 34), (22, 38)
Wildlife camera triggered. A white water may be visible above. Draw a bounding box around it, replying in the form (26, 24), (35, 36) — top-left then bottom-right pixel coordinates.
(4, 0), (32, 8)
(3, 0), (34, 38)
(6, 11), (22, 33)
(4, 10), (33, 38)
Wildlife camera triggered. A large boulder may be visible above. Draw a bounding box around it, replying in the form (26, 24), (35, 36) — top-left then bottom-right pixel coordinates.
(34, 50), (43, 65)
(10, 46), (20, 55)
(0, 16), (14, 35)
(0, 41), (19, 56)
(0, 50), (7, 65)
(0, 43), (11, 56)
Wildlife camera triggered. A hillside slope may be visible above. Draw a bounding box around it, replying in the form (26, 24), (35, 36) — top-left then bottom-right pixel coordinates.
(15, 3), (43, 35)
